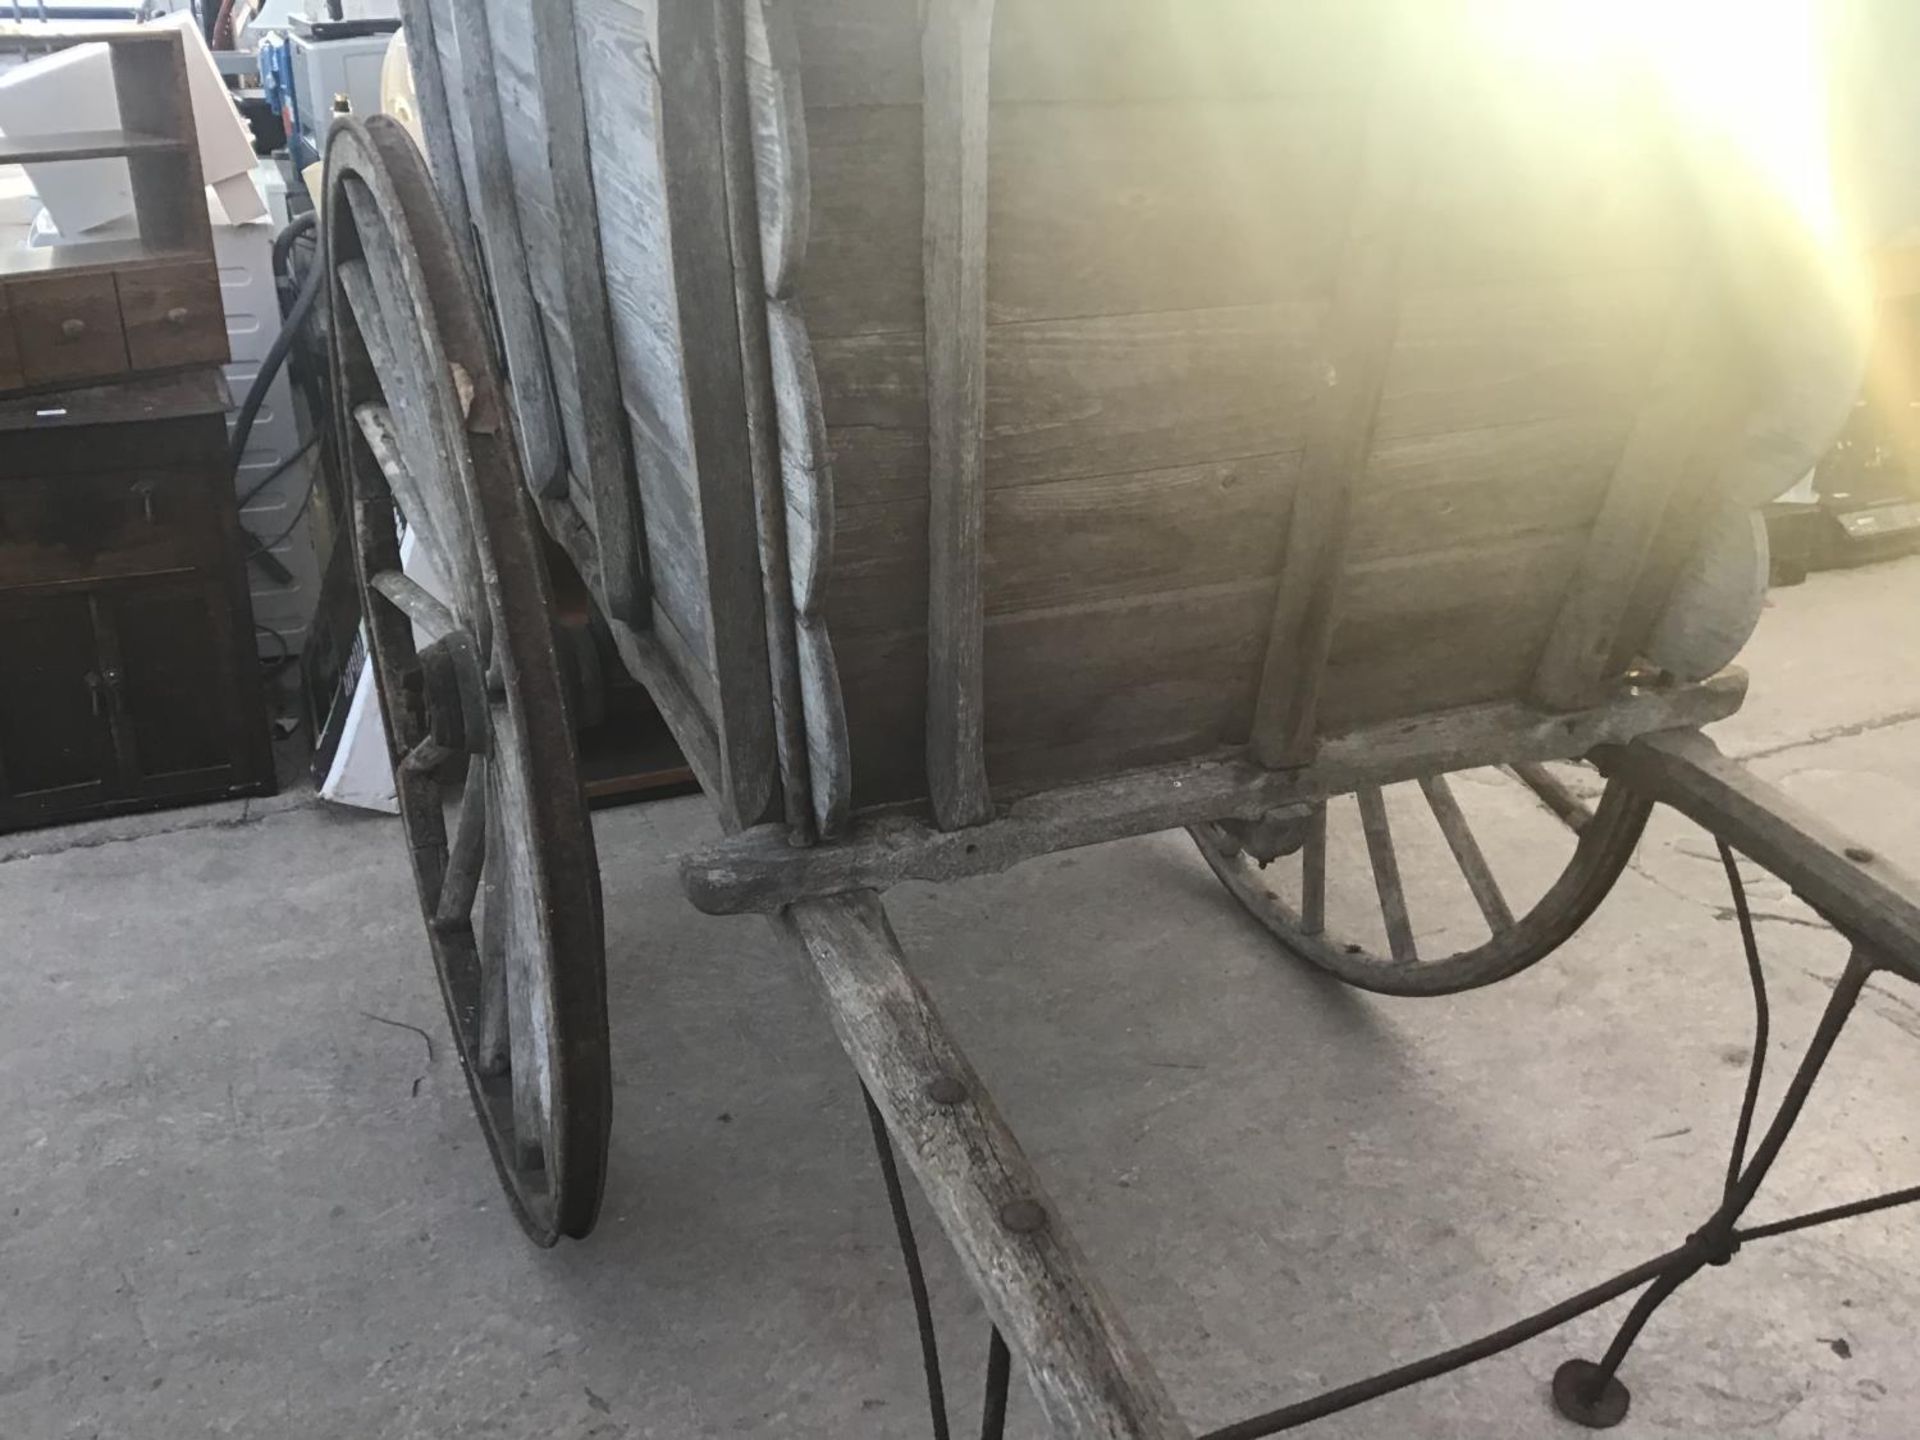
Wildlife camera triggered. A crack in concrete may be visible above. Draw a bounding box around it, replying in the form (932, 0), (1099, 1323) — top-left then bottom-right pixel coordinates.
(1729, 707), (1920, 764)
(0, 808), (262, 866)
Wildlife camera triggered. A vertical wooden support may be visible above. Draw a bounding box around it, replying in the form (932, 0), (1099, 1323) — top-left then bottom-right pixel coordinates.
(526, 0), (649, 626)
(655, 0), (780, 830)
(394, 0), (478, 282)
(921, 0), (996, 830)
(1248, 55), (1419, 769)
(1530, 284), (1750, 710)
(778, 893), (1193, 1440)
(719, 0), (815, 844)
(441, 0), (568, 500)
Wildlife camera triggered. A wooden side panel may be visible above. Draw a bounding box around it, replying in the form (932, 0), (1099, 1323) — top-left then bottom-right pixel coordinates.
(780, 1), (1754, 804)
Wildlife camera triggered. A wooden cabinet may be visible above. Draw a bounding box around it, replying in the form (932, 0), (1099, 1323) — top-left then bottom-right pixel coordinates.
(0, 371), (273, 832)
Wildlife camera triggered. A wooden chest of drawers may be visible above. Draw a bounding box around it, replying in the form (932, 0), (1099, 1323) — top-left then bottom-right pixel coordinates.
(0, 370), (274, 831)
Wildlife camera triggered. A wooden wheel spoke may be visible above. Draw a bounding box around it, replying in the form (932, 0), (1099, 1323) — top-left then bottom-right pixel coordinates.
(369, 565), (458, 643)
(432, 754), (488, 931)
(1418, 775), (1515, 933)
(1510, 761), (1595, 835)
(1302, 804), (1328, 937)
(1355, 787), (1417, 964)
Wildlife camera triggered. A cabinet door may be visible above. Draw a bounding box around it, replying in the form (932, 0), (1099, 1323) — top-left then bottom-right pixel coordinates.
(94, 575), (258, 799)
(0, 590), (118, 827)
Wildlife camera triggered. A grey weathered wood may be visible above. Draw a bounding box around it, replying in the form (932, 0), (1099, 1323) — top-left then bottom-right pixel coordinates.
(920, 0), (996, 830)
(525, 0), (648, 623)
(721, 0), (814, 843)
(1355, 786), (1416, 961)
(682, 671), (1747, 914)
(653, 0), (781, 831)
(434, 753), (488, 930)
(1530, 283), (1749, 710)
(1607, 729), (1920, 985)
(1302, 803), (1328, 935)
(1249, 49), (1420, 768)
(370, 567), (457, 643)
(394, 0), (478, 281)
(1418, 773), (1514, 932)
(1509, 760), (1593, 834)
(777, 892), (1192, 1440)
(440, 0), (567, 500)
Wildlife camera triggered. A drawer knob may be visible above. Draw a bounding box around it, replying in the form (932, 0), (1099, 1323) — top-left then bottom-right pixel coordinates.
(60, 317), (86, 340)
(166, 306), (190, 326)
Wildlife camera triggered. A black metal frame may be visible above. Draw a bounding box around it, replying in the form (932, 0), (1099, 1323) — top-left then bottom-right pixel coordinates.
(863, 837), (1917, 1438)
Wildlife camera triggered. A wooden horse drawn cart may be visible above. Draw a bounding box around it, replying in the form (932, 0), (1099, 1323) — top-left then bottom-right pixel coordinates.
(325, 0), (1918, 1432)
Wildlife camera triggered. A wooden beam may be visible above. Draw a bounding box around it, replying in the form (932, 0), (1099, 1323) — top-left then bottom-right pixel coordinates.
(921, 0), (996, 829)
(777, 893), (1192, 1440)
(682, 672), (1748, 915)
(526, 0), (649, 625)
(1248, 49), (1419, 768)
(1530, 284), (1751, 710)
(1604, 729), (1920, 984)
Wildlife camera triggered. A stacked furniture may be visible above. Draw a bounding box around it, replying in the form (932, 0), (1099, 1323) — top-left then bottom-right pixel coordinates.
(0, 29), (272, 832)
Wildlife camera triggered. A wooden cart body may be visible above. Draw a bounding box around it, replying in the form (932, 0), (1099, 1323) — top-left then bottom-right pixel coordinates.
(400, 0), (1847, 844)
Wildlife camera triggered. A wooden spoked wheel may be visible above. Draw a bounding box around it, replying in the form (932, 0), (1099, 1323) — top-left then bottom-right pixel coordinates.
(1189, 763), (1652, 997)
(325, 117), (609, 1244)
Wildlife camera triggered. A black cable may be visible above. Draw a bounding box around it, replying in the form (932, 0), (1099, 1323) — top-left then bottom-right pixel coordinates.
(229, 212), (323, 481)
(980, 1329), (1011, 1440)
(238, 429), (321, 515)
(861, 1085), (951, 1440)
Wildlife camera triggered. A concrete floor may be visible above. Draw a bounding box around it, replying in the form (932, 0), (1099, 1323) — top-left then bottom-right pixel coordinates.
(4, 556), (1918, 1440)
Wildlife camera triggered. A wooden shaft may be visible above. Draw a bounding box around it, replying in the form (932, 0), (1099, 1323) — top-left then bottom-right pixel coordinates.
(1605, 729), (1920, 985)
(778, 893), (1191, 1440)
(921, 0), (996, 829)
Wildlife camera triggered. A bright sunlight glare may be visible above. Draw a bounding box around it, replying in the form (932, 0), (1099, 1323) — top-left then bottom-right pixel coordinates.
(1477, 0), (1839, 241)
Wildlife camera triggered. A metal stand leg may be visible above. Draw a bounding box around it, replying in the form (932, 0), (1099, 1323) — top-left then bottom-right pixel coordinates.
(1551, 880), (1878, 1428)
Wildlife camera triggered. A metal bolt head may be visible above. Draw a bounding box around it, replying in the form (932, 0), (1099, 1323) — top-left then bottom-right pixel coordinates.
(1845, 845), (1876, 864)
(999, 1198), (1047, 1235)
(925, 1075), (966, 1106)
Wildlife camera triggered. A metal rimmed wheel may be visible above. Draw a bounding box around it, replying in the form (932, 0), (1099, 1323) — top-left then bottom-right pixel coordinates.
(1189, 763), (1652, 997)
(325, 116), (610, 1244)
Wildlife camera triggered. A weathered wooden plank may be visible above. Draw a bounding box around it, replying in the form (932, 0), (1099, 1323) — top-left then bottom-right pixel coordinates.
(818, 303), (1324, 508)
(793, 0), (1373, 108)
(525, 0), (648, 626)
(1606, 729), (1920, 984)
(394, 0), (477, 280)
(921, 0), (996, 830)
(1348, 415), (1627, 563)
(1318, 531), (1590, 733)
(777, 893), (1192, 1439)
(681, 671), (1748, 914)
(1250, 52), (1421, 767)
(1531, 283), (1752, 710)
(440, 0), (567, 499)
(654, 0), (780, 830)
